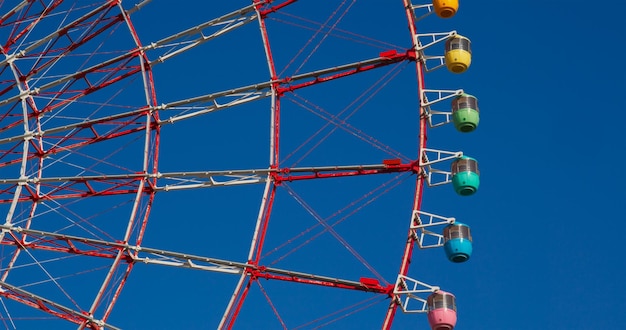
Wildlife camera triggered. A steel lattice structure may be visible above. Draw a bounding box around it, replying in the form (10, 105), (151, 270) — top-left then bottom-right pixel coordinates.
(0, 1), (479, 329)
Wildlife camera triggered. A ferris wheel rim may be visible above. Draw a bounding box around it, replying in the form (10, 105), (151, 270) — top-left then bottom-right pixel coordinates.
(0, 1), (474, 328)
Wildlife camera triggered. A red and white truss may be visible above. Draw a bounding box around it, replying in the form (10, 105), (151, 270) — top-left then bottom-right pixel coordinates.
(0, 1), (467, 329)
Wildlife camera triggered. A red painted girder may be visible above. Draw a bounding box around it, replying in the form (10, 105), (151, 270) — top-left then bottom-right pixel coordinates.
(0, 225), (250, 271)
(382, 1), (428, 328)
(0, 160), (413, 203)
(0, 290), (86, 325)
(0, 102), (153, 151)
(0, 113), (154, 168)
(276, 50), (416, 96)
(0, 57), (146, 159)
(249, 268), (394, 295)
(0, 44), (144, 127)
(0, 236), (124, 260)
(259, 0), (299, 17)
(35, 53), (143, 113)
(0, 176), (152, 204)
(274, 160), (418, 183)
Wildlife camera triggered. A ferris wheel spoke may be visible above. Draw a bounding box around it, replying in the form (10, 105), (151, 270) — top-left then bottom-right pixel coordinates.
(127, 1), (301, 72)
(0, 160), (414, 203)
(158, 50), (415, 125)
(142, 3), (260, 66)
(0, 49), (418, 140)
(0, 223), (393, 295)
(158, 161), (417, 190)
(250, 266), (391, 294)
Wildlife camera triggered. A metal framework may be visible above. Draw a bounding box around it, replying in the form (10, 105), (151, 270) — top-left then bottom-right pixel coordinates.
(411, 210), (456, 249)
(0, 1), (474, 329)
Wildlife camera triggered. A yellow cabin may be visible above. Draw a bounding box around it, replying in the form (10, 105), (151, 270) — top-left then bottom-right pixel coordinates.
(445, 35), (471, 74)
(432, 0), (458, 18)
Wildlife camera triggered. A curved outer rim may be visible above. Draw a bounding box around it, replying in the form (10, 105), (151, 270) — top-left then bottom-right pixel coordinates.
(383, 0), (428, 328)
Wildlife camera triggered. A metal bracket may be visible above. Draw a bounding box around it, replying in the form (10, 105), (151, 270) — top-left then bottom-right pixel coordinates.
(411, 210), (455, 249)
(412, 31), (456, 72)
(410, 4), (435, 23)
(420, 148), (462, 187)
(394, 275), (440, 313)
(421, 89), (464, 128)
(415, 31), (456, 51)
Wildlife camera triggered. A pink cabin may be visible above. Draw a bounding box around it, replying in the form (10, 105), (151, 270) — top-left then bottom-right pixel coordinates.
(427, 291), (457, 330)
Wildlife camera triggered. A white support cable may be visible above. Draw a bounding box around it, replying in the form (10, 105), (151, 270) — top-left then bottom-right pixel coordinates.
(11, 227), (85, 312)
(0, 280), (120, 330)
(0, 4), (261, 110)
(394, 275), (439, 313)
(0, 297), (16, 329)
(411, 211), (455, 249)
(0, 2), (115, 69)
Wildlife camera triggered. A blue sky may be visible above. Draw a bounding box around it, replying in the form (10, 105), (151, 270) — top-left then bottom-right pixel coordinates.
(0, 1), (624, 329)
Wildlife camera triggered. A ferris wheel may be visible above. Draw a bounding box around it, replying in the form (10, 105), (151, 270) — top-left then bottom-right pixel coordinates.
(0, 1), (481, 329)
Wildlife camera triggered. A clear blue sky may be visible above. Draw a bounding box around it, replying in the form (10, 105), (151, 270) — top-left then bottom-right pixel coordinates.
(1, 1), (624, 329)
